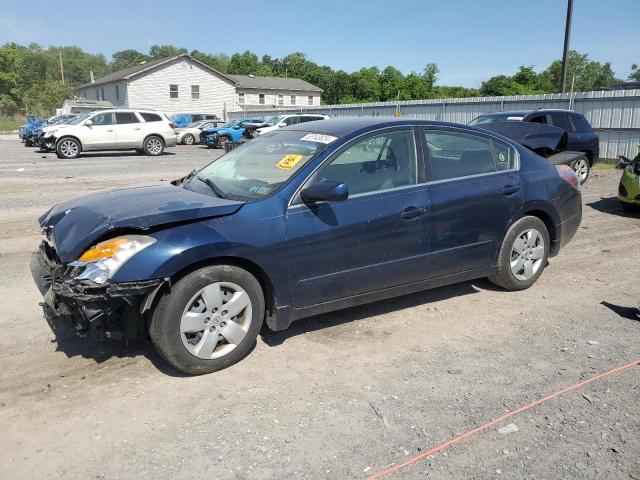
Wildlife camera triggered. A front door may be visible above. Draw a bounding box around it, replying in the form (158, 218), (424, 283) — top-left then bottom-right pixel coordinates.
(421, 127), (522, 278)
(82, 112), (115, 150)
(286, 129), (430, 308)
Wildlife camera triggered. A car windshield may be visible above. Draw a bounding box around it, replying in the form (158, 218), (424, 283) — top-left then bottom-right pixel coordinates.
(187, 121), (204, 128)
(469, 113), (523, 125)
(220, 120), (241, 128)
(67, 114), (90, 125)
(187, 130), (334, 201)
(263, 116), (285, 127)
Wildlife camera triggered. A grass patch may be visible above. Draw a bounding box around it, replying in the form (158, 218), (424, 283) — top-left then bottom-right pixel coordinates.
(0, 116), (21, 132)
(594, 162), (618, 170)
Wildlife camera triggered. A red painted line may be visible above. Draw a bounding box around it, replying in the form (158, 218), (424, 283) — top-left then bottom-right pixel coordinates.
(366, 359), (640, 479)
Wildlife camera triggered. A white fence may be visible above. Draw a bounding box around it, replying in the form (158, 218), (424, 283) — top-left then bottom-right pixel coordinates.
(228, 89), (640, 159)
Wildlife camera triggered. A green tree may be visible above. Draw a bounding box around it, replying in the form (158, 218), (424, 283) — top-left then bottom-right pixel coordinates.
(111, 49), (150, 71)
(190, 50), (230, 73)
(629, 64), (640, 82)
(148, 45), (187, 59)
(22, 80), (75, 115)
(542, 50), (619, 91)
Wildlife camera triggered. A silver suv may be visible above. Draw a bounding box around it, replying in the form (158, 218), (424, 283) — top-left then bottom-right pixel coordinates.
(45, 109), (178, 159)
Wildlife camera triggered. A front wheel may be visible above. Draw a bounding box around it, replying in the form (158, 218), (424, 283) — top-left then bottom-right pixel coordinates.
(56, 137), (81, 159)
(217, 136), (231, 149)
(150, 265), (265, 374)
(182, 133), (195, 145)
(488, 216), (550, 291)
(143, 135), (164, 156)
(571, 156), (590, 184)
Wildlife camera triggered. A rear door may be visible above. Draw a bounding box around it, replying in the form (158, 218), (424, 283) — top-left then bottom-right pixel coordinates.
(286, 128), (430, 307)
(114, 111), (143, 148)
(421, 127), (521, 278)
(82, 112), (115, 150)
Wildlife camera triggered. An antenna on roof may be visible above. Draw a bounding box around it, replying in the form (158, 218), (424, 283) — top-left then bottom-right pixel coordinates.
(248, 74), (255, 78)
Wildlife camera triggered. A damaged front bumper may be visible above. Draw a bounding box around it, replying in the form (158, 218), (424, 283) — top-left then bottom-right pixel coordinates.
(30, 241), (167, 340)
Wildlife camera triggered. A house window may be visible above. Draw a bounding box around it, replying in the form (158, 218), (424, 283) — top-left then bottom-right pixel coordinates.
(115, 85), (120, 100)
(100, 88), (105, 101)
(291, 94), (296, 105)
(308, 95), (314, 105)
(191, 85), (200, 100)
(259, 93), (265, 105)
(95, 89), (99, 100)
(169, 84), (179, 99)
(238, 92), (245, 104)
(278, 94), (284, 105)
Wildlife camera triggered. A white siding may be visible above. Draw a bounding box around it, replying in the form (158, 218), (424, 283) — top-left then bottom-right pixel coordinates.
(236, 89), (321, 109)
(126, 58), (235, 118)
(79, 82), (127, 106)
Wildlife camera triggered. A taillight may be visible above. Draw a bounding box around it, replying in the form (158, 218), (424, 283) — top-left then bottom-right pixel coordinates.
(555, 164), (580, 189)
(169, 122), (175, 129)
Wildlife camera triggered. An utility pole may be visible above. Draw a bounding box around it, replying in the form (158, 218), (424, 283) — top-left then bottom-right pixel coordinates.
(560, 0), (573, 92)
(59, 51), (65, 85)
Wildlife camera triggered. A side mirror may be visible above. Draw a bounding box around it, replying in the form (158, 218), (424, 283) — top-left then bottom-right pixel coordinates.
(300, 181), (348, 203)
(278, 122), (286, 128)
(83, 119), (93, 126)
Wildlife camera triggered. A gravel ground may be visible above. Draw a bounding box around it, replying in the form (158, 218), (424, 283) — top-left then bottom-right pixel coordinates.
(0, 136), (638, 480)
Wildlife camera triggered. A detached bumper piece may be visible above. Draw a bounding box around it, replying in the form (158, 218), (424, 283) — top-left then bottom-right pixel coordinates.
(30, 241), (166, 341)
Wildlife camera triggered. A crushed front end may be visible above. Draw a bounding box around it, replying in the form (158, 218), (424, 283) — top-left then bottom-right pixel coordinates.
(30, 239), (166, 341)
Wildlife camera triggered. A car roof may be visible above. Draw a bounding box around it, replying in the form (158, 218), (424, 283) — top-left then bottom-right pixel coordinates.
(284, 118), (488, 137)
(480, 111), (531, 117)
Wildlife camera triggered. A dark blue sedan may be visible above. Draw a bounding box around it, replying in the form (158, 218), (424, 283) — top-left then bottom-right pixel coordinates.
(31, 119), (582, 374)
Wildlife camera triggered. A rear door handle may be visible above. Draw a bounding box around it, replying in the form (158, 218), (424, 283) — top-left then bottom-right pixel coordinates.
(401, 206), (426, 220)
(134, 128), (141, 130)
(501, 185), (521, 196)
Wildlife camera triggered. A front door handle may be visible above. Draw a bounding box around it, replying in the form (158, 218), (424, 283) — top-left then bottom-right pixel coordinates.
(134, 127), (141, 130)
(501, 185), (521, 196)
(107, 129), (114, 132)
(401, 206), (426, 220)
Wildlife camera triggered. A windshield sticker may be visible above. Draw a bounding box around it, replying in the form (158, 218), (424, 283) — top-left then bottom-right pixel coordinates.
(300, 133), (338, 144)
(276, 154), (304, 170)
(249, 185), (272, 195)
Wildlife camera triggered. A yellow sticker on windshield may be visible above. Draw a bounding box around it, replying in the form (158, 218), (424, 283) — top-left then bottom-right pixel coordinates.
(276, 154), (303, 170)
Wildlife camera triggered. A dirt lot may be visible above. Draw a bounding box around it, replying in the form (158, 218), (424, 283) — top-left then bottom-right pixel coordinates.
(0, 136), (638, 480)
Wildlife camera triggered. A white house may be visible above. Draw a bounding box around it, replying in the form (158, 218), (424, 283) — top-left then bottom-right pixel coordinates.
(77, 54), (322, 119)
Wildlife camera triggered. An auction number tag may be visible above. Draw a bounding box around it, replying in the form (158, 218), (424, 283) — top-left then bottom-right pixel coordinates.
(300, 133), (338, 144)
(276, 154), (304, 170)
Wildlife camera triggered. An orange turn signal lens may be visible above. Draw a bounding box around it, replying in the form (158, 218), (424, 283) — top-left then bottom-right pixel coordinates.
(79, 238), (129, 262)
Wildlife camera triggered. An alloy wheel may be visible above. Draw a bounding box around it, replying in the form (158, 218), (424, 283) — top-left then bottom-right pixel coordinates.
(179, 281), (252, 360)
(60, 139), (78, 157)
(510, 228), (545, 281)
(573, 158), (589, 182)
(146, 138), (163, 155)
(183, 134), (194, 145)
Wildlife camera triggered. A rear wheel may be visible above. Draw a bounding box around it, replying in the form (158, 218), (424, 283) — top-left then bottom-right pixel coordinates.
(150, 265), (264, 374)
(143, 135), (164, 156)
(56, 137), (81, 159)
(182, 133), (195, 145)
(488, 216), (550, 291)
(571, 156), (590, 184)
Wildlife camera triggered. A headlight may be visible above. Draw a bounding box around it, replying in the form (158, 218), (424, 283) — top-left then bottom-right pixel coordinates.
(71, 235), (156, 284)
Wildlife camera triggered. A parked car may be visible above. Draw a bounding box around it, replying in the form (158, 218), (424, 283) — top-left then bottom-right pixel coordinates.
(42, 109), (178, 159)
(617, 152), (640, 209)
(30, 114), (80, 149)
(254, 114), (329, 136)
(469, 109), (599, 184)
(203, 118), (263, 148)
(172, 113), (219, 128)
(19, 117), (46, 145)
(31, 118), (582, 374)
(176, 120), (226, 145)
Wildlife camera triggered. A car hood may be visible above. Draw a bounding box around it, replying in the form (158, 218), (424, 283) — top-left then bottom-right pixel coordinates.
(202, 127), (233, 135)
(39, 183), (244, 262)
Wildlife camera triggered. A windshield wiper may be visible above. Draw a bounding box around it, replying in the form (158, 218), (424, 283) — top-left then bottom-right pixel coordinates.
(195, 175), (227, 198)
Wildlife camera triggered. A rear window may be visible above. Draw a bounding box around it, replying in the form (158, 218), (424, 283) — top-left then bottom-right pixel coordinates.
(549, 114), (572, 132)
(571, 114), (593, 133)
(115, 112), (139, 124)
(140, 113), (163, 122)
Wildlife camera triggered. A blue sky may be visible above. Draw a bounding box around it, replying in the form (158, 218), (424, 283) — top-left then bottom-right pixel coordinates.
(0, 0), (638, 87)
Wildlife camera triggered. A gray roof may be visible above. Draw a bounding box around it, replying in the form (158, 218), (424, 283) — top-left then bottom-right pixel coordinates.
(229, 74), (323, 92)
(63, 99), (114, 108)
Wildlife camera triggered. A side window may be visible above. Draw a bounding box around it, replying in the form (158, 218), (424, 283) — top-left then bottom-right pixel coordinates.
(528, 115), (547, 124)
(318, 130), (416, 195)
(140, 113), (162, 122)
(424, 130), (515, 181)
(572, 115), (592, 133)
(115, 112), (140, 124)
(90, 113), (113, 126)
(192, 114), (204, 121)
(284, 116), (300, 126)
(549, 114), (570, 132)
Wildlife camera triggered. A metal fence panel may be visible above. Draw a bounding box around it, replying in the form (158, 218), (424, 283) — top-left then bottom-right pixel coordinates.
(228, 89), (640, 159)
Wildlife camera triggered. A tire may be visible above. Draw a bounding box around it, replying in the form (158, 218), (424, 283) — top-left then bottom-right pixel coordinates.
(150, 265), (265, 375)
(182, 133), (195, 145)
(143, 135), (164, 156)
(571, 156), (590, 184)
(217, 135), (231, 149)
(488, 216), (550, 291)
(56, 137), (81, 159)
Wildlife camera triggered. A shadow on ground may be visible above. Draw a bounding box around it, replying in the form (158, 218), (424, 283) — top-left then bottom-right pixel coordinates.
(260, 278), (493, 346)
(587, 196), (640, 218)
(601, 301), (640, 322)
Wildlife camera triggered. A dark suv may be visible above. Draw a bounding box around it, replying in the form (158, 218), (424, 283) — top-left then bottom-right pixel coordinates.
(470, 109), (599, 172)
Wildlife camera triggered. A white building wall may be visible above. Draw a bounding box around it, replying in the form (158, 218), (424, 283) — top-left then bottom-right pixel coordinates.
(79, 82), (127, 107)
(236, 89), (321, 110)
(126, 58), (235, 118)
